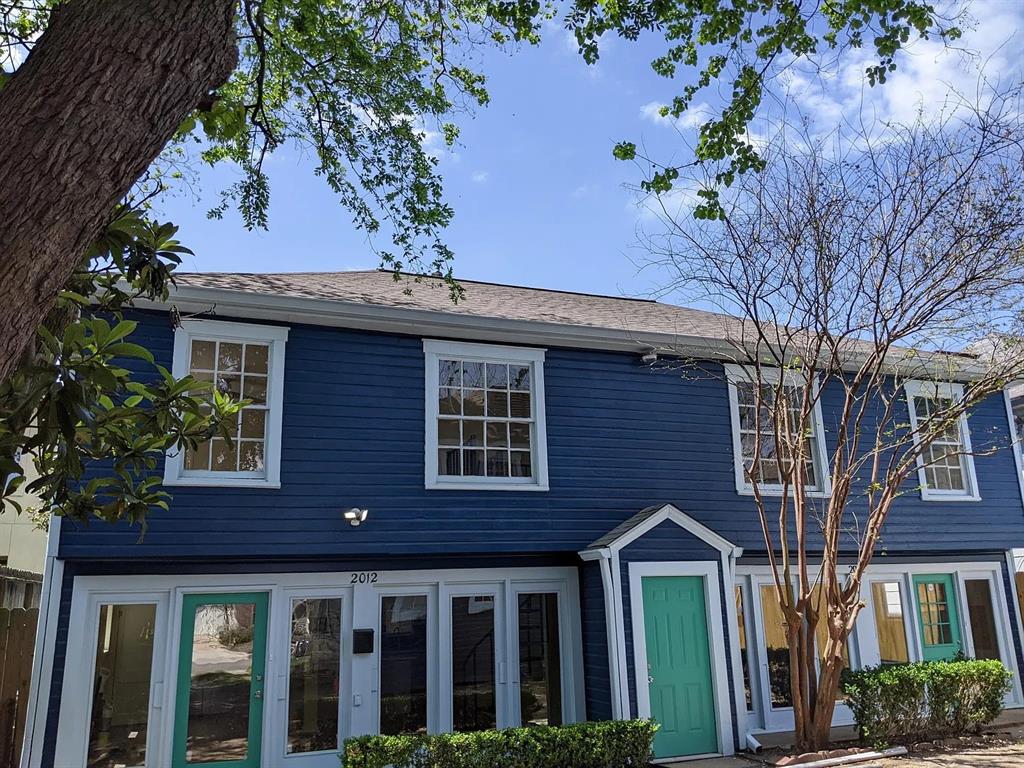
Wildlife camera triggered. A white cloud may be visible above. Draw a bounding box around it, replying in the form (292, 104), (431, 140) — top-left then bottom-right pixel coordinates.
(779, 5), (1024, 130)
(470, 170), (489, 183)
(572, 183), (599, 198)
(639, 100), (714, 130)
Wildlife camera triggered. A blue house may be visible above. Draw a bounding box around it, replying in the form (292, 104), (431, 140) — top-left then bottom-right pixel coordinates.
(21, 271), (1024, 767)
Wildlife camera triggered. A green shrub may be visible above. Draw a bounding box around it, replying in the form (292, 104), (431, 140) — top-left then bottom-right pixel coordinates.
(342, 720), (658, 768)
(841, 658), (1012, 747)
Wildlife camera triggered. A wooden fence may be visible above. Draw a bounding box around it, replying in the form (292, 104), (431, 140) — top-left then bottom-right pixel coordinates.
(0, 569), (42, 767)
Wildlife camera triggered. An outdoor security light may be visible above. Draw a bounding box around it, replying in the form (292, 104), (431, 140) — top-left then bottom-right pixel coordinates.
(343, 507), (369, 526)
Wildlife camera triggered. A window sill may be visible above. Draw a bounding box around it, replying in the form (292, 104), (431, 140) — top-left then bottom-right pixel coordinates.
(736, 486), (831, 500)
(163, 476), (281, 489)
(426, 480), (549, 492)
(919, 491), (982, 502)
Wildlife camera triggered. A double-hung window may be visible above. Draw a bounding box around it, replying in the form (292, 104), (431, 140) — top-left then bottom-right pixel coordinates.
(164, 320), (288, 488)
(424, 340), (548, 490)
(724, 364), (830, 497)
(904, 380), (979, 500)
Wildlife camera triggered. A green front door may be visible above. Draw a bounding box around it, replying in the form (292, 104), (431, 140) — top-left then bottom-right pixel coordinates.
(641, 576), (718, 759)
(913, 575), (963, 661)
(172, 592), (269, 768)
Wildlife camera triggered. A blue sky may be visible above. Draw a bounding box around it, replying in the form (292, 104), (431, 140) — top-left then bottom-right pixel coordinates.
(158, 4), (1024, 300)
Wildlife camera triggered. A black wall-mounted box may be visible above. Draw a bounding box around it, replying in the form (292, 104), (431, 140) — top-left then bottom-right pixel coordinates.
(353, 628), (374, 654)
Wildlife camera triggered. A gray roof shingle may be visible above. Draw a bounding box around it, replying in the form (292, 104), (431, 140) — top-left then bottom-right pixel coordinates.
(172, 270), (742, 342)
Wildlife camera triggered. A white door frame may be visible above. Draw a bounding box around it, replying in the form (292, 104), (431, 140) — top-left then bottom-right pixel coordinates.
(628, 561), (734, 761)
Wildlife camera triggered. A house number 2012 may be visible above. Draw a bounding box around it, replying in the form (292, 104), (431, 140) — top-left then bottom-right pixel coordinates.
(350, 572), (379, 584)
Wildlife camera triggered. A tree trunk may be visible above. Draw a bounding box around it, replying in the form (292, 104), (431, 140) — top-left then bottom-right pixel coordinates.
(0, 0), (238, 381)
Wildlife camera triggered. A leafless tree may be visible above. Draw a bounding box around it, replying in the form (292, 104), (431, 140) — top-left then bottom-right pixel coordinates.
(640, 88), (1024, 750)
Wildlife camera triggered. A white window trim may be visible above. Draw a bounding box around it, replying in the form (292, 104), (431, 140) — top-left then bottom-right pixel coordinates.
(904, 380), (981, 502)
(163, 320), (288, 489)
(1003, 382), (1024, 509)
(723, 364), (832, 498)
(423, 339), (549, 491)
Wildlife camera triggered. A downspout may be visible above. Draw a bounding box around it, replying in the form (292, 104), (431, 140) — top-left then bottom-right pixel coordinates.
(596, 549), (624, 720)
(21, 512), (63, 768)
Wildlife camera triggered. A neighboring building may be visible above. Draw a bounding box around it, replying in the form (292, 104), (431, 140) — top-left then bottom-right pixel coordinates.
(0, 452), (48, 573)
(22, 271), (1024, 767)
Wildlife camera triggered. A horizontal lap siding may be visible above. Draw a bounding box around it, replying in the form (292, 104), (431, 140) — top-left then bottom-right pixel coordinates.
(580, 561), (612, 721)
(58, 311), (1024, 560)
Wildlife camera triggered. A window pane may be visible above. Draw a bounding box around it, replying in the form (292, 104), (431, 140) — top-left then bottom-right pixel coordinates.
(486, 450), (509, 477)
(518, 594), (562, 726)
(210, 439), (238, 472)
(243, 344), (268, 374)
(463, 449), (485, 476)
(735, 588), (752, 711)
(487, 391), (509, 417)
(439, 388), (462, 416)
(965, 580), (1000, 661)
(462, 362), (485, 388)
(186, 602), (256, 763)
(452, 596), (497, 732)
(87, 604), (156, 768)
(510, 365), (531, 391)
(760, 585), (793, 708)
(510, 451), (532, 478)
(186, 440), (211, 471)
(190, 340), (216, 370)
(509, 392), (531, 419)
(462, 420), (484, 447)
(240, 410), (266, 440)
(509, 423), (531, 449)
(218, 342), (243, 373)
(439, 360), (461, 387)
(462, 390), (485, 417)
(872, 582), (910, 664)
(242, 376), (267, 405)
(438, 419), (461, 447)
(486, 422), (509, 448)
(288, 598), (341, 753)
(380, 596), (428, 735)
(486, 363), (508, 389)
(239, 441), (264, 473)
(216, 374), (242, 400)
(438, 448), (460, 476)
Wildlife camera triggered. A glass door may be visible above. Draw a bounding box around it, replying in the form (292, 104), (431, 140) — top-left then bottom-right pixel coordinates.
(913, 575), (962, 661)
(441, 584), (508, 732)
(172, 592), (269, 768)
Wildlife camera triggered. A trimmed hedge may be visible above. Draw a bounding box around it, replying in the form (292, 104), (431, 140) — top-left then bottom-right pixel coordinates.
(342, 720), (658, 768)
(841, 659), (1012, 747)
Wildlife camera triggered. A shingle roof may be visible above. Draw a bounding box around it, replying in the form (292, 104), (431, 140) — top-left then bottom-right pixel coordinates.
(584, 505), (666, 550)
(173, 270), (742, 342)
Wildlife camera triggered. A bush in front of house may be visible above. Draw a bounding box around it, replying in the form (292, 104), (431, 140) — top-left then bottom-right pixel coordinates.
(341, 719), (658, 768)
(841, 658), (1012, 747)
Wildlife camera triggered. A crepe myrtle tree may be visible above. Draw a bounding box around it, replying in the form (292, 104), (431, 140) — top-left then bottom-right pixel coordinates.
(639, 90), (1024, 750)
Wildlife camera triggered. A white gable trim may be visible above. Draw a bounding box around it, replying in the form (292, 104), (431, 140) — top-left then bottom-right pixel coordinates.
(601, 504), (743, 558)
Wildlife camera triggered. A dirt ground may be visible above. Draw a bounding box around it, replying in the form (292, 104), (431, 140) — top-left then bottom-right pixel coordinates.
(879, 727), (1024, 767)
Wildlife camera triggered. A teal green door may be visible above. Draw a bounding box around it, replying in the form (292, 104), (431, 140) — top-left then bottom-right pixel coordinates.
(913, 575), (963, 661)
(641, 576), (718, 758)
(172, 592), (269, 768)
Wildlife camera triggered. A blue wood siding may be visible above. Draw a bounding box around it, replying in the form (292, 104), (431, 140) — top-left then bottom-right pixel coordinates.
(579, 560), (612, 720)
(57, 310), (1024, 561)
(617, 521), (738, 749)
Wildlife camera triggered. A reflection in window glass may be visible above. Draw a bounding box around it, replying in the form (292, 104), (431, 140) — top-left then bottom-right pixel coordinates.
(759, 585), (793, 708)
(288, 598), (341, 753)
(735, 587), (752, 711)
(871, 582), (909, 664)
(186, 602), (256, 763)
(518, 593), (562, 726)
(917, 581), (954, 646)
(87, 604), (156, 768)
(965, 580), (1001, 661)
(452, 596), (497, 731)
(380, 596), (428, 734)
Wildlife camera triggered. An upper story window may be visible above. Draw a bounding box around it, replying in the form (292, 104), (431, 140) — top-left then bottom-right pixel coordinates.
(1005, 382), (1024, 503)
(164, 320), (288, 488)
(423, 340), (548, 491)
(904, 380), (979, 501)
(724, 364), (831, 497)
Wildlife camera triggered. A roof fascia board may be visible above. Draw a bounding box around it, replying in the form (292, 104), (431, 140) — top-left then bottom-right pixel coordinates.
(137, 285), (988, 379)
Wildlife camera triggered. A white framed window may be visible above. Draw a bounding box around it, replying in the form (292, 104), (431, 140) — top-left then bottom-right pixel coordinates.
(424, 340), (548, 491)
(904, 380), (980, 501)
(1003, 382), (1024, 507)
(164, 320), (288, 488)
(724, 364), (831, 497)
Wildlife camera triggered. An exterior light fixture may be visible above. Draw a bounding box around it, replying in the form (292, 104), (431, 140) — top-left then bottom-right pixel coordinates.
(343, 507), (369, 527)
(640, 350), (658, 364)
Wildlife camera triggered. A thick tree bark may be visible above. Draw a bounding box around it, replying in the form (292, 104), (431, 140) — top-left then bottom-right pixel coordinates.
(0, 0), (238, 381)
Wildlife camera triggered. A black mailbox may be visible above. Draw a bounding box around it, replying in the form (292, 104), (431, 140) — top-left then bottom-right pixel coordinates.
(353, 628), (374, 654)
